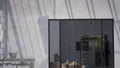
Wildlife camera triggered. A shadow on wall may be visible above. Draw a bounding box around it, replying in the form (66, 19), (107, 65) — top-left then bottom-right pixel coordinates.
(38, 16), (48, 56)
(7, 0), (23, 58)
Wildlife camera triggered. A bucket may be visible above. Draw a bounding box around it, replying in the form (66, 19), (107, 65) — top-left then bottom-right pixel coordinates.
(9, 52), (17, 59)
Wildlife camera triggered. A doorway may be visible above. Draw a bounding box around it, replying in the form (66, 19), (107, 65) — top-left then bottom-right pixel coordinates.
(49, 19), (114, 68)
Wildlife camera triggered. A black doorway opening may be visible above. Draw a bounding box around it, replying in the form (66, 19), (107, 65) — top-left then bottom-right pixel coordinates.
(49, 19), (114, 68)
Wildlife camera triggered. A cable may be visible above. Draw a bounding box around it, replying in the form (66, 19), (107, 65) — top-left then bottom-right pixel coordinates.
(64, 0), (71, 18)
(68, 0), (73, 18)
(85, 0), (92, 18)
(90, 0), (96, 18)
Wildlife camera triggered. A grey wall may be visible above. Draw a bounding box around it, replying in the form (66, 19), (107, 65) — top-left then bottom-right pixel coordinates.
(50, 20), (59, 62)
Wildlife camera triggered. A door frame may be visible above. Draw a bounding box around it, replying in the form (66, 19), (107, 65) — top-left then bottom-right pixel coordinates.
(48, 19), (114, 68)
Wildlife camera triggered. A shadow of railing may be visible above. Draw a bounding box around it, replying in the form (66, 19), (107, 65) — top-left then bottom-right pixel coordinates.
(7, 0), (23, 58)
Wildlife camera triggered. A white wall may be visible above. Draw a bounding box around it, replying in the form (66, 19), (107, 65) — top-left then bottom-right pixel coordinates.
(0, 0), (120, 68)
